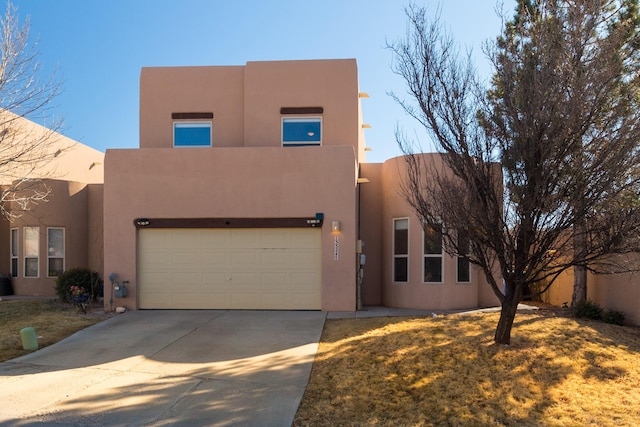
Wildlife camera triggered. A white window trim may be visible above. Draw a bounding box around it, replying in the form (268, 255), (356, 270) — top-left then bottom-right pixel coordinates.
(24, 226), (39, 279)
(10, 228), (18, 278)
(422, 223), (444, 284)
(47, 227), (65, 278)
(393, 217), (410, 283)
(281, 116), (322, 147)
(173, 121), (213, 147)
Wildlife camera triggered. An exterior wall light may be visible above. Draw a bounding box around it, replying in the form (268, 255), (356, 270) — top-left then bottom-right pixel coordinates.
(332, 221), (341, 232)
(135, 218), (150, 227)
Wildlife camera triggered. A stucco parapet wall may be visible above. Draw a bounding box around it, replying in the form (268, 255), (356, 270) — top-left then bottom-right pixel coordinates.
(104, 146), (357, 217)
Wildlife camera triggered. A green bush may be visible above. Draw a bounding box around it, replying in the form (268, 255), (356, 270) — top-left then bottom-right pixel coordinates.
(572, 300), (603, 320)
(55, 268), (103, 303)
(602, 309), (626, 326)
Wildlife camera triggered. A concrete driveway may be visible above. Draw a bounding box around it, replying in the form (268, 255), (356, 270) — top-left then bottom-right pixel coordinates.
(0, 310), (327, 426)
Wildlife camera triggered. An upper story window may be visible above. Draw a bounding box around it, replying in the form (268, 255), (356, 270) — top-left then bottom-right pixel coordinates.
(282, 117), (322, 147)
(171, 112), (214, 147)
(174, 122), (212, 147)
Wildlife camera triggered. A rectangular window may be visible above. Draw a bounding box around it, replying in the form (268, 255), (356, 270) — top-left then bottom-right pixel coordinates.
(10, 228), (18, 278)
(457, 231), (471, 283)
(393, 218), (409, 282)
(47, 228), (64, 277)
(173, 122), (212, 147)
(282, 117), (321, 146)
(423, 223), (443, 283)
(24, 227), (39, 278)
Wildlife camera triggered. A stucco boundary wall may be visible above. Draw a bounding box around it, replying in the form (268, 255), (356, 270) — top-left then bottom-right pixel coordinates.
(546, 267), (640, 326)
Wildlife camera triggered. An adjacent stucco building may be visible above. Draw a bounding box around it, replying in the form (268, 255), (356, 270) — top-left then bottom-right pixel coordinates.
(0, 111), (104, 296)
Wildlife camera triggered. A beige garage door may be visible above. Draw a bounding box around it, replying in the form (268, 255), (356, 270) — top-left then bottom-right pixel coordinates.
(138, 228), (321, 309)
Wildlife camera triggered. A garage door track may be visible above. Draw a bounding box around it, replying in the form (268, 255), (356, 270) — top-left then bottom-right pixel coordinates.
(0, 310), (327, 426)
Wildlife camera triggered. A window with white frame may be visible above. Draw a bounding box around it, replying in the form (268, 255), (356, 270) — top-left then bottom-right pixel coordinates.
(47, 228), (64, 277)
(423, 223), (443, 283)
(393, 218), (409, 282)
(282, 117), (321, 146)
(173, 122), (212, 147)
(10, 228), (18, 278)
(24, 227), (39, 278)
(457, 230), (471, 283)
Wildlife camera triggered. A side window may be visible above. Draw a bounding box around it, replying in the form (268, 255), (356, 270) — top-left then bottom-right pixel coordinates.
(10, 228), (18, 278)
(24, 227), (39, 278)
(457, 231), (471, 283)
(393, 218), (409, 282)
(423, 223), (443, 283)
(173, 122), (212, 147)
(282, 117), (321, 147)
(47, 228), (65, 277)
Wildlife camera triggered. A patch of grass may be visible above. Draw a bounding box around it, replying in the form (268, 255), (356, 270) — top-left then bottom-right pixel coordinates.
(0, 299), (110, 362)
(294, 312), (640, 426)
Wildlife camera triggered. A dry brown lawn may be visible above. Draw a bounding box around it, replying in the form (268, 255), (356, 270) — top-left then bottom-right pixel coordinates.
(0, 299), (110, 362)
(294, 309), (640, 427)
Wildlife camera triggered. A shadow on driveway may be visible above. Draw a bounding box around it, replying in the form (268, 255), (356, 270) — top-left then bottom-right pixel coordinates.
(0, 310), (327, 426)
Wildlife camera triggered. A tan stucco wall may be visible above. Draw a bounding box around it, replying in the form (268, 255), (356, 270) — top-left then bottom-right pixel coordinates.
(8, 179), (99, 296)
(359, 162), (383, 305)
(140, 66), (245, 149)
(0, 110), (104, 185)
(547, 265), (640, 326)
(104, 146), (358, 311)
(377, 154), (496, 311)
(139, 59), (365, 162)
(87, 184), (104, 277)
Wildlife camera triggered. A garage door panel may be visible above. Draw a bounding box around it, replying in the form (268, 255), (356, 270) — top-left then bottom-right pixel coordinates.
(139, 250), (171, 269)
(260, 251), (291, 268)
(261, 272), (290, 289)
(291, 292), (321, 310)
(291, 250), (319, 267)
(172, 230), (202, 248)
(231, 231), (260, 249)
(201, 230), (231, 248)
(139, 228), (321, 309)
(231, 250), (260, 267)
(172, 251), (201, 268)
(201, 250), (231, 265)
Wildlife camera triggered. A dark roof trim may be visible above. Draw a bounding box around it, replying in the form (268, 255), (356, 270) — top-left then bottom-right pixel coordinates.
(172, 112), (214, 120)
(280, 107), (324, 115)
(133, 216), (324, 229)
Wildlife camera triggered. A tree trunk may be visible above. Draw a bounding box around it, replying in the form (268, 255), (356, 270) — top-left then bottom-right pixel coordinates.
(571, 264), (587, 307)
(572, 220), (588, 307)
(494, 295), (520, 345)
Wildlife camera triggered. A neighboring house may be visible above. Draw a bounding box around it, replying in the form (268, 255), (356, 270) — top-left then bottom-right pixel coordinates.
(0, 111), (104, 296)
(103, 59), (498, 311)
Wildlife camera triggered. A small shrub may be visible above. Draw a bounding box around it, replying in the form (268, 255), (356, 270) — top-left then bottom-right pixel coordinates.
(572, 300), (603, 320)
(55, 268), (103, 303)
(602, 309), (626, 326)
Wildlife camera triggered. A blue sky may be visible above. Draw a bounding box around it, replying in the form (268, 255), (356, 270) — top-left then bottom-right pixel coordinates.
(12, 0), (514, 163)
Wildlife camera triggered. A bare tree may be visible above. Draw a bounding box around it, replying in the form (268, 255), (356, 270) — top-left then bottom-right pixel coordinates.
(389, 1), (640, 345)
(0, 1), (67, 219)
